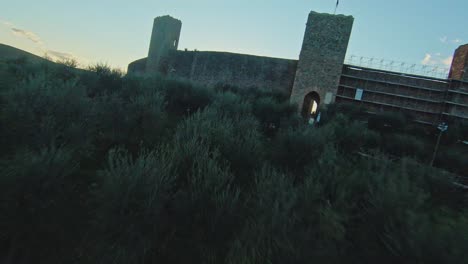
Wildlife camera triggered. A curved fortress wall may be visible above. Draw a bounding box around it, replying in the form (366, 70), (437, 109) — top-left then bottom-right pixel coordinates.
(128, 51), (297, 94)
(129, 14), (297, 94)
(165, 50), (297, 93)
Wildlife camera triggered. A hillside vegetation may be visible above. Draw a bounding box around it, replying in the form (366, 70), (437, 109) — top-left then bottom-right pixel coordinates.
(0, 57), (467, 264)
(0, 43), (54, 64)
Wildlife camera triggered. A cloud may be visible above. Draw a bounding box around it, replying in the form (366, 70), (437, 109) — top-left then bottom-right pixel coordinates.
(421, 53), (453, 66)
(1, 20), (88, 67)
(10, 28), (43, 44)
(442, 56), (453, 66)
(421, 54), (433, 65)
(439, 36), (464, 45)
(45, 50), (79, 62)
(46, 50), (92, 67)
(1, 19), (43, 44)
(1, 20), (14, 27)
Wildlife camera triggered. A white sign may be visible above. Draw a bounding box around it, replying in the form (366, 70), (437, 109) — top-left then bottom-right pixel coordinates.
(355, 89), (363, 100)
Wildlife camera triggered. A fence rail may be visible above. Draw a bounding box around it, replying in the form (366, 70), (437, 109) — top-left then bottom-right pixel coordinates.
(345, 55), (450, 79)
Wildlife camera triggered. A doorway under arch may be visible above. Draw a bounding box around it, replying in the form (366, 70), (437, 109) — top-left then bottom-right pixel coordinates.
(301, 91), (320, 118)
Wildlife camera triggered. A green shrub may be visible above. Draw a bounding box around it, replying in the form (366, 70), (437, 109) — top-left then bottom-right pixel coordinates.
(270, 125), (330, 174)
(174, 107), (263, 182)
(330, 114), (380, 153)
(95, 139), (241, 263)
(435, 148), (468, 175)
(0, 146), (84, 263)
(211, 91), (252, 118)
(83, 63), (124, 97)
(368, 111), (407, 133)
(94, 148), (174, 263)
(442, 120), (468, 144)
(164, 80), (215, 115)
(0, 74), (95, 157)
(91, 83), (167, 156)
(227, 166), (298, 264)
(323, 102), (369, 123)
(163, 140), (241, 263)
(353, 158), (468, 263)
(252, 96), (297, 136)
(0, 59), (467, 264)
(382, 133), (427, 159)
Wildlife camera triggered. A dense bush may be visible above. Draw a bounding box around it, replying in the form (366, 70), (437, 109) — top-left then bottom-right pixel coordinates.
(382, 133), (427, 158)
(1, 146), (86, 263)
(368, 111), (408, 133)
(0, 74), (95, 157)
(164, 80), (215, 115)
(1, 59), (467, 264)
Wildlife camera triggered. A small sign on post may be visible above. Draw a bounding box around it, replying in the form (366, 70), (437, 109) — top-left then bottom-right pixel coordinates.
(430, 122), (448, 167)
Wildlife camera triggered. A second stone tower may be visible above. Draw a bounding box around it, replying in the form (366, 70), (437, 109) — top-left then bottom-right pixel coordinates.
(146, 15), (182, 74)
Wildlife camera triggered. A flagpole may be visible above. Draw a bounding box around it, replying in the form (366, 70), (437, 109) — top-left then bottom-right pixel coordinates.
(334, 0), (339, 14)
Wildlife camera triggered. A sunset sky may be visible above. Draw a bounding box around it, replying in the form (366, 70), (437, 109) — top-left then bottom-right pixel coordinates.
(1, 0), (467, 71)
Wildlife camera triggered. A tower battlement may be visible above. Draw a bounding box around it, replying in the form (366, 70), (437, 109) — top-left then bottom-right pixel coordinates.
(146, 15), (182, 73)
(449, 44), (468, 81)
(290, 11), (354, 116)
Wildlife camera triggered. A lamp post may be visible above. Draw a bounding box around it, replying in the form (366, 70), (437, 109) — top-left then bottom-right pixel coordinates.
(430, 122), (448, 167)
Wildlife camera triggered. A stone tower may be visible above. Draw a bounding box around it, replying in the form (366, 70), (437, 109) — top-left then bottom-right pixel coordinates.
(449, 44), (468, 81)
(146, 15), (182, 74)
(290, 11), (354, 117)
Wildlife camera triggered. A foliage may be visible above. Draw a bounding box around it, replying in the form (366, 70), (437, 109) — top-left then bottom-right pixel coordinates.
(0, 59), (467, 264)
(0, 146), (84, 263)
(368, 111), (408, 133)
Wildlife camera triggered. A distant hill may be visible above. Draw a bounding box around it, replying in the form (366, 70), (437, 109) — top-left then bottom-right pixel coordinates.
(0, 43), (52, 64)
(0, 44), (91, 90)
(0, 44), (90, 81)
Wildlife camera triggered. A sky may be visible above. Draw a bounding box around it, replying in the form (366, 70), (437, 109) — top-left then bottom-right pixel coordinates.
(1, 0), (467, 72)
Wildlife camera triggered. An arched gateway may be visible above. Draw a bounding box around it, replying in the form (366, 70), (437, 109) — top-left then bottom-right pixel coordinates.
(301, 91), (320, 118)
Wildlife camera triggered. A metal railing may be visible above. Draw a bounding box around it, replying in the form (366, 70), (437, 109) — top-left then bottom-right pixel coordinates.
(345, 55), (450, 79)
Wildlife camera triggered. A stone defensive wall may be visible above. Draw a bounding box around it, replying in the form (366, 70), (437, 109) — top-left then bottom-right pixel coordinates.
(337, 65), (468, 124)
(446, 80), (468, 120)
(129, 50), (297, 94)
(128, 58), (147, 74)
(128, 12), (468, 124)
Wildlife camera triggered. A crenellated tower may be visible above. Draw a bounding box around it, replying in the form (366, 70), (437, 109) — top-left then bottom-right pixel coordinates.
(449, 44), (468, 81)
(290, 11), (354, 117)
(146, 15), (182, 74)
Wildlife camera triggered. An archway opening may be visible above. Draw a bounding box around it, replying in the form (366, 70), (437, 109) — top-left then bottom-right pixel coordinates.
(301, 91), (321, 119)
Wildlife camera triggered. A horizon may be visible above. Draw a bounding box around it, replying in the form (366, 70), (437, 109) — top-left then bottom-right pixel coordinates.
(1, 0), (467, 72)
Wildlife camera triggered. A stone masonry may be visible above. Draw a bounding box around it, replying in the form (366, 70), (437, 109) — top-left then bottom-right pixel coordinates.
(128, 11), (468, 124)
(146, 16), (182, 74)
(449, 44), (468, 82)
(290, 12), (354, 110)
